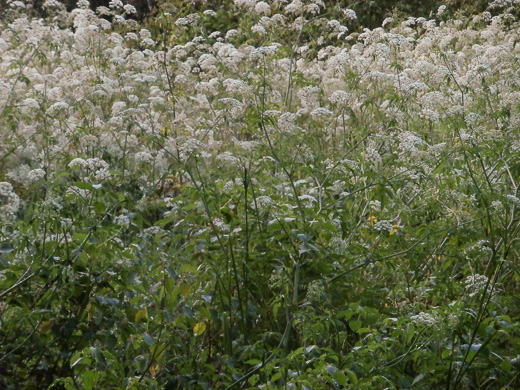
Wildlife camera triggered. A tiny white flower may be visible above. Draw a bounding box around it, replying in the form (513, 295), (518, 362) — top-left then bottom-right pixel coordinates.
(27, 169), (46, 182)
(255, 1), (270, 14)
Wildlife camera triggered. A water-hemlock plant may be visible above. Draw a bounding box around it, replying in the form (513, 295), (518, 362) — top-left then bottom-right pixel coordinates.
(1, 0), (520, 388)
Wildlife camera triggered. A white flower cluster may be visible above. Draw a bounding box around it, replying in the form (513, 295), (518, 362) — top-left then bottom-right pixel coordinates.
(0, 182), (20, 221)
(373, 220), (393, 232)
(68, 158), (111, 182)
(410, 312), (438, 327)
(329, 236), (348, 255)
(115, 213), (131, 228)
(465, 274), (492, 296)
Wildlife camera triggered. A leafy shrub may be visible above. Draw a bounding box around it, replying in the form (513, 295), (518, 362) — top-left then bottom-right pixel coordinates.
(1, 0), (520, 389)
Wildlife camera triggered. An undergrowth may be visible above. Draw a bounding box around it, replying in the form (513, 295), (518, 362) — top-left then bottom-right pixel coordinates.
(1, 0), (520, 388)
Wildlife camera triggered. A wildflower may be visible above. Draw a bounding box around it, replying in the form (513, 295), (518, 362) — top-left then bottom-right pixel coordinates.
(343, 8), (357, 21)
(139, 29), (152, 39)
(141, 38), (155, 47)
(298, 194), (317, 208)
(250, 45), (279, 60)
(506, 195), (520, 207)
(10, 1), (26, 8)
(216, 151), (239, 167)
(255, 1), (270, 14)
(108, 0), (123, 9)
(134, 152), (154, 163)
(225, 29), (239, 40)
(22, 98), (40, 110)
(46, 102), (70, 115)
(373, 220), (393, 232)
(327, 20), (341, 29)
(305, 3), (321, 14)
(139, 226), (165, 239)
(43, 0), (62, 7)
(465, 274), (493, 296)
(253, 195), (274, 214)
(76, 0), (90, 9)
(411, 312), (438, 327)
(115, 213), (131, 228)
(213, 218), (230, 232)
(330, 236), (348, 255)
(306, 280), (325, 302)
(27, 169), (46, 182)
(68, 158), (87, 168)
(382, 17), (393, 28)
(251, 25), (267, 35)
(234, 0), (256, 9)
(223, 78), (252, 95)
(0, 182), (20, 221)
(310, 107), (333, 118)
(285, 0), (303, 14)
(198, 54), (217, 72)
(329, 90), (350, 104)
(123, 4), (136, 14)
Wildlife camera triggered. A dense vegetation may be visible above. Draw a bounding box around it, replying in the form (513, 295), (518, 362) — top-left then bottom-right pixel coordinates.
(1, 0), (520, 388)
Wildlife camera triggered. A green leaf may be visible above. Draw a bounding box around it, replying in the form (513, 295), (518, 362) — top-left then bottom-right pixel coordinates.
(90, 347), (106, 368)
(325, 365), (337, 375)
(412, 374), (424, 385)
(501, 359), (512, 373)
(349, 320), (362, 332)
(74, 181), (94, 190)
(143, 333), (155, 346)
(82, 370), (99, 390)
(346, 369), (358, 385)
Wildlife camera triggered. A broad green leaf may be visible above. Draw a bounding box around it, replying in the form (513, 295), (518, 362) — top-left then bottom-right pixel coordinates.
(143, 333), (155, 346)
(82, 370), (99, 390)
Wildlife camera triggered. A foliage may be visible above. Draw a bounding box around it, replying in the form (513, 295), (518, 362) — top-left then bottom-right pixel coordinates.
(1, 0), (520, 389)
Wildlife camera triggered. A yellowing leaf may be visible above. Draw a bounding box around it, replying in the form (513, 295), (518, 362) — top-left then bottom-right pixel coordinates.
(39, 321), (52, 332)
(135, 309), (148, 323)
(367, 215), (377, 226)
(149, 364), (159, 377)
(181, 283), (191, 297)
(193, 321), (206, 336)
